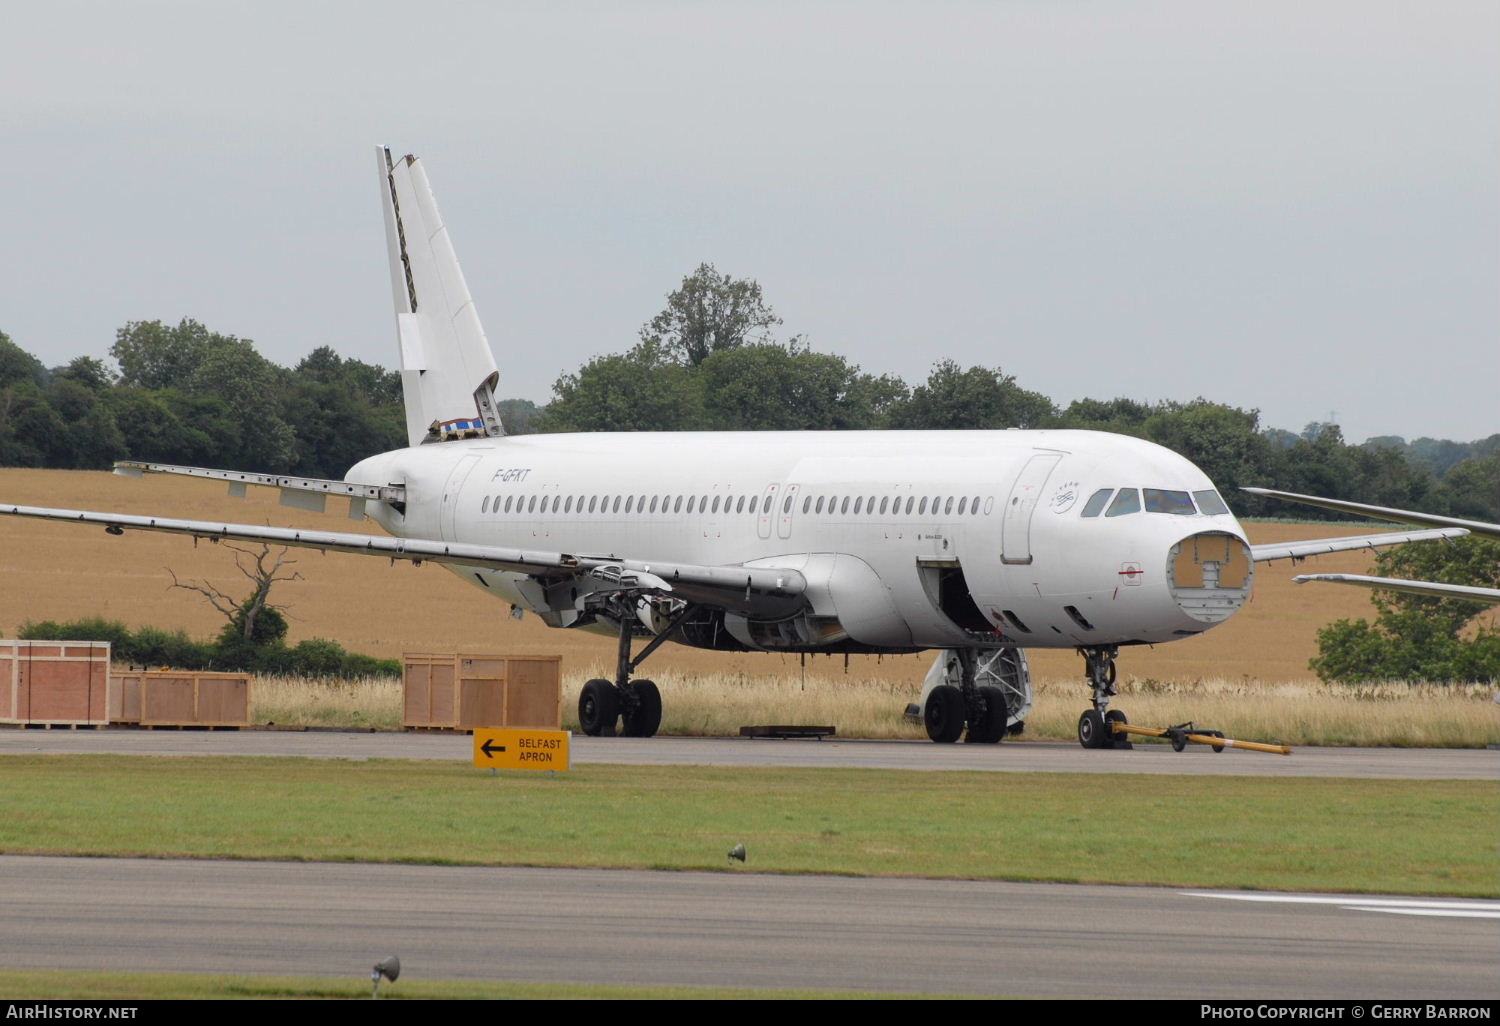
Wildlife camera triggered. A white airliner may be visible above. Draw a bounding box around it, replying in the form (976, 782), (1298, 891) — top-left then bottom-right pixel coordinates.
(0, 149), (1468, 747)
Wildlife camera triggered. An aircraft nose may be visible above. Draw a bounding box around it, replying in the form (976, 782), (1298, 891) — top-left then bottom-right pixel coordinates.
(1167, 531), (1253, 624)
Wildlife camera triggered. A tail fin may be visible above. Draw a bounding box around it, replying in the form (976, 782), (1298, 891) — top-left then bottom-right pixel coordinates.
(377, 146), (504, 446)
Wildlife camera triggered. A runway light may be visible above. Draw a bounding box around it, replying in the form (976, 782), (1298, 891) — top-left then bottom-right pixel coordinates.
(728, 843), (746, 864)
(371, 955), (400, 998)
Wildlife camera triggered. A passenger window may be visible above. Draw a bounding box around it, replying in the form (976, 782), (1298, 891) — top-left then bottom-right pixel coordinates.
(854, 497), (863, 515)
(625, 496), (634, 514)
(905, 497), (914, 515)
(1144, 488), (1196, 515)
(612, 496), (621, 513)
(1105, 489), (1141, 517)
(802, 496), (811, 514)
(763, 495), (773, 514)
(918, 497), (927, 515)
(588, 496), (597, 513)
(957, 497), (967, 515)
(816, 496), (825, 514)
(840, 496), (850, 515)
(1193, 489), (1230, 515)
(783, 495), (792, 513)
(526, 496), (536, 513)
(971, 494), (980, 514)
(687, 496), (696, 514)
(711, 496), (720, 514)
(943, 496), (953, 516)
(1080, 489), (1112, 517)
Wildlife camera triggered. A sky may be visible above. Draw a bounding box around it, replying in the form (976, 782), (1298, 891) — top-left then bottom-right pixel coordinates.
(2, 1), (1495, 445)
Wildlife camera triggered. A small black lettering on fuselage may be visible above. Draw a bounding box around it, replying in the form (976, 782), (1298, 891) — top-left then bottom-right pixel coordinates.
(490, 467), (532, 483)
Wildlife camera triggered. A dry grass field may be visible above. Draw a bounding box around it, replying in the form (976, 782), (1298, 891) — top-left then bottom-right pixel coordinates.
(1, 467), (1495, 744)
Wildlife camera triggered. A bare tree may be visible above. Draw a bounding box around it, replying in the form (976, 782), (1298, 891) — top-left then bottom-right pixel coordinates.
(168, 544), (302, 643)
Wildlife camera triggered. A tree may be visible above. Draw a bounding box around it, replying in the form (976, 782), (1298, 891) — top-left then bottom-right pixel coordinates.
(0, 331), (47, 389)
(1309, 537), (1500, 683)
(639, 264), (788, 367)
(888, 361), (1055, 430)
(698, 343), (908, 431)
(167, 544), (301, 645)
(539, 343), (708, 432)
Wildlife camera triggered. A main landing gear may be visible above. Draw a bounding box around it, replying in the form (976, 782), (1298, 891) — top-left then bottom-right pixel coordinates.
(1076, 645), (1131, 750)
(923, 648), (1010, 744)
(578, 602), (698, 738)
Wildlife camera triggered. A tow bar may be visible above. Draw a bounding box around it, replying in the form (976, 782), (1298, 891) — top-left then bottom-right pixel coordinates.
(1111, 720), (1292, 755)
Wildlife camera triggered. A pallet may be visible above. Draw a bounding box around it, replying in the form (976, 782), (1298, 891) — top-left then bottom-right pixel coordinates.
(739, 725), (837, 740)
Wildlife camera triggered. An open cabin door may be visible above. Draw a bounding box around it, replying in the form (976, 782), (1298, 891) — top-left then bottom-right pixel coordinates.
(1001, 452), (1063, 565)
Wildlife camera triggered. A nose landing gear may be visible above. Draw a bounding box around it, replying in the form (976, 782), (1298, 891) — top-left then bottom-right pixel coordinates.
(1076, 645), (1131, 750)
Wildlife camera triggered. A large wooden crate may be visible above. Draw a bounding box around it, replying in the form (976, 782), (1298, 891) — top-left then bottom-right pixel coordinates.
(403, 653), (561, 731)
(110, 670), (251, 728)
(0, 640), (111, 726)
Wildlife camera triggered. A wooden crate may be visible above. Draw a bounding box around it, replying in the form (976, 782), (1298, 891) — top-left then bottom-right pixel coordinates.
(110, 671), (251, 728)
(0, 640), (110, 726)
(403, 653), (561, 731)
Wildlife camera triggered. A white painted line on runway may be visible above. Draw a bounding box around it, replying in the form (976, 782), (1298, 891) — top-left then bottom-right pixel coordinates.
(1184, 892), (1500, 919)
(1342, 907), (1500, 919)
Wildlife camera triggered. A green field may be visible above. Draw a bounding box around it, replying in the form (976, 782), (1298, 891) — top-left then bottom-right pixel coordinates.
(2, 754), (1495, 896)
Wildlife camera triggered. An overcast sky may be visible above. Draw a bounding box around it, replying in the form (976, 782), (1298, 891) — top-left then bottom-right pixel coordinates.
(2, 1), (1495, 445)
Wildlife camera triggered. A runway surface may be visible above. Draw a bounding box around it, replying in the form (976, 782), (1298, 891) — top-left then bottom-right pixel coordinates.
(1, 726), (1495, 778)
(2, 855), (1495, 998)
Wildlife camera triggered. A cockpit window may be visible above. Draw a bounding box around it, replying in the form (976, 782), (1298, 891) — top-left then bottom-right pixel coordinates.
(1193, 489), (1230, 515)
(1080, 488), (1113, 518)
(1143, 488), (1196, 515)
(1105, 488), (1141, 517)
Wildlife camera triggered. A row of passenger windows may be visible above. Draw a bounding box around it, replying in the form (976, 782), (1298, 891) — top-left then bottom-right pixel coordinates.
(1079, 488), (1230, 518)
(479, 491), (992, 518)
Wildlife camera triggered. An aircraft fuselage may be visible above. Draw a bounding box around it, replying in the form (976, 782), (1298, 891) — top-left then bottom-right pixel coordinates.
(349, 427), (1253, 654)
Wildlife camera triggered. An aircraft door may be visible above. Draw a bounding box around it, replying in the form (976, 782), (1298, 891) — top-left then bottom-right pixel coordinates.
(1001, 452), (1063, 565)
(776, 483), (800, 539)
(441, 453), (483, 541)
(755, 483), (780, 540)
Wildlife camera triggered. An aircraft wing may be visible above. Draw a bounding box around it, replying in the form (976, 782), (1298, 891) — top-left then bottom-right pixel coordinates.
(1243, 488), (1500, 541)
(1293, 573), (1500, 605)
(1249, 527), (1468, 563)
(113, 461), (400, 519)
(0, 504), (806, 617)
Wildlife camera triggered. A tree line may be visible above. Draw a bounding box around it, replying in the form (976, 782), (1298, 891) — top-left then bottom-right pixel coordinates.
(1, 263), (1495, 523)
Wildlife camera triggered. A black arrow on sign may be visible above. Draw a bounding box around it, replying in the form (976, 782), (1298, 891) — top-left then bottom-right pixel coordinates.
(481, 738), (506, 759)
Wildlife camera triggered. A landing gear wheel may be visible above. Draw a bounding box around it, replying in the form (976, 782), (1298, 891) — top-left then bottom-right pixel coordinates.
(1077, 709), (1110, 749)
(924, 684), (965, 743)
(621, 679), (662, 738)
(965, 685), (1008, 744)
(1104, 709), (1131, 750)
(578, 678), (620, 737)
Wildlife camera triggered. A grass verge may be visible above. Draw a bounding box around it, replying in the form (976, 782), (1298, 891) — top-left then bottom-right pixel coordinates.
(1, 755), (1494, 897)
(251, 671), (1500, 748)
(0, 968), (954, 1000)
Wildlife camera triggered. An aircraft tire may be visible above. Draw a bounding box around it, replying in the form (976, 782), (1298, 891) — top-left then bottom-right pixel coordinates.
(622, 679), (662, 738)
(1077, 709), (1109, 749)
(1104, 709), (1130, 749)
(579, 678), (621, 737)
(924, 684), (965, 743)
(965, 685), (1008, 744)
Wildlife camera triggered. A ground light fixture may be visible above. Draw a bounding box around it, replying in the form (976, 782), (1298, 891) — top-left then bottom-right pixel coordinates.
(371, 955), (400, 998)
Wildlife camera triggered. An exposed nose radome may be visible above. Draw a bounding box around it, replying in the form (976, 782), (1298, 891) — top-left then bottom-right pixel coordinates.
(1167, 531), (1253, 624)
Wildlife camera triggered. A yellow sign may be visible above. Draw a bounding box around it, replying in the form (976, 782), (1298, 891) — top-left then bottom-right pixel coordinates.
(473, 728), (571, 772)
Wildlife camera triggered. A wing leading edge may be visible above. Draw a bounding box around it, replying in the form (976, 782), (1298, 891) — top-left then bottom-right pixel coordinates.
(0, 503), (806, 618)
(1291, 573), (1500, 605)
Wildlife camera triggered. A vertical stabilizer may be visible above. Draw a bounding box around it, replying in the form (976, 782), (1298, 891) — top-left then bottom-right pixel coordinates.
(377, 147), (505, 446)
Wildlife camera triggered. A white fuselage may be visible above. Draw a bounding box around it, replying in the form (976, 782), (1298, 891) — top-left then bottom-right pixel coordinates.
(348, 428), (1253, 653)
